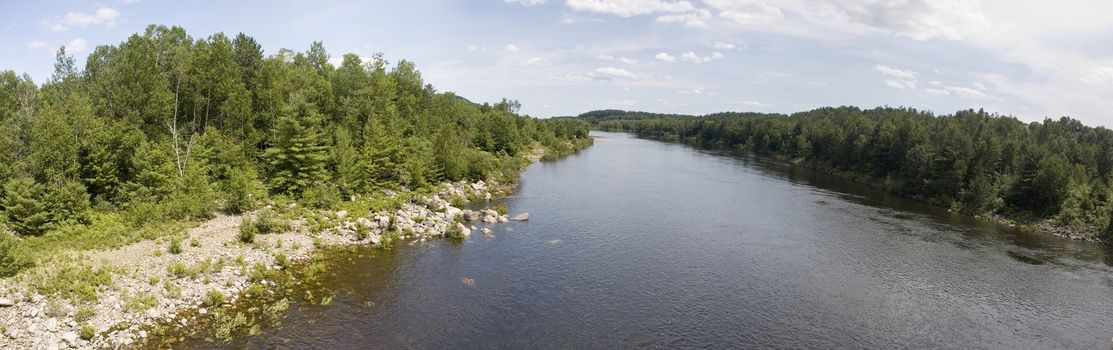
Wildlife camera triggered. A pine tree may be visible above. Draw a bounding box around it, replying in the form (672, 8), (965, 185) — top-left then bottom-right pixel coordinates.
(264, 113), (328, 194)
(2, 177), (50, 236)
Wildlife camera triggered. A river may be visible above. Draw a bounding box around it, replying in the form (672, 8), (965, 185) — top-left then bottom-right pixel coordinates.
(177, 131), (1113, 349)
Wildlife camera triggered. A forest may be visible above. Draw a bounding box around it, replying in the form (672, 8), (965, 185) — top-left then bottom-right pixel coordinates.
(0, 25), (591, 276)
(589, 107), (1113, 240)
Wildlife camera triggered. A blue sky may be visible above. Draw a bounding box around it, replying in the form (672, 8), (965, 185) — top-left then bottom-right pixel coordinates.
(2, 1), (1113, 126)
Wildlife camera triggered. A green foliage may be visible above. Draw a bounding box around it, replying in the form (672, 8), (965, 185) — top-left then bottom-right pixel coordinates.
(0, 25), (591, 279)
(203, 289), (225, 307)
(79, 324), (95, 340)
(301, 184), (340, 209)
(2, 177), (50, 236)
(0, 231), (33, 277)
(124, 291), (158, 313)
(253, 209), (289, 234)
(168, 238), (182, 254)
(33, 264), (114, 302)
(264, 108), (329, 195)
(239, 217), (257, 244)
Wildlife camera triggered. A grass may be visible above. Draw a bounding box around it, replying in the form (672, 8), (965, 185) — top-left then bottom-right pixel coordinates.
(31, 262), (114, 302)
(274, 253), (288, 269)
(124, 291), (158, 313)
(74, 306), (96, 322)
(163, 280), (182, 299)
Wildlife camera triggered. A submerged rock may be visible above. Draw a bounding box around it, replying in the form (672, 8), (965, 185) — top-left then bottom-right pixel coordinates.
(461, 210), (480, 222)
(511, 213), (529, 221)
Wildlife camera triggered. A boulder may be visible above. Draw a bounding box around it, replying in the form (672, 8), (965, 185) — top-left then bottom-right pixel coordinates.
(0, 297), (13, 307)
(482, 209), (498, 218)
(481, 228), (493, 235)
(482, 216), (498, 224)
(61, 332), (77, 344)
(336, 210), (348, 219)
(511, 213), (529, 221)
(461, 210), (480, 222)
(497, 216), (508, 223)
(456, 223), (471, 237)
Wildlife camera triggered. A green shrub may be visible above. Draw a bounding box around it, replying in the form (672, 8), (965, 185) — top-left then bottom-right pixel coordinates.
(254, 209), (289, 234)
(239, 217), (257, 244)
(445, 224), (465, 239)
(203, 289), (225, 307)
(273, 252), (288, 269)
(124, 292), (158, 313)
(223, 167), (263, 214)
(168, 238), (182, 254)
(33, 264), (113, 302)
(163, 280), (182, 299)
(0, 231), (33, 277)
(301, 185), (340, 209)
(494, 203), (508, 215)
(190, 237), (201, 247)
(75, 307), (96, 322)
(79, 324), (95, 340)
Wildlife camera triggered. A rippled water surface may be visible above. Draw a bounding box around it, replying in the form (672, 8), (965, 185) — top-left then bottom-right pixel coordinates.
(184, 132), (1113, 349)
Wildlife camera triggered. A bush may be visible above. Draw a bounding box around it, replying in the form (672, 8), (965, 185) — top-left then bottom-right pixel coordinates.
(0, 231), (33, 277)
(239, 217), (257, 244)
(273, 253), (288, 269)
(223, 167), (264, 214)
(301, 184), (340, 209)
(79, 324), (95, 340)
(204, 289), (225, 307)
(43, 180), (91, 225)
(168, 238), (182, 254)
(254, 209), (289, 234)
(494, 203), (508, 215)
(33, 264), (113, 302)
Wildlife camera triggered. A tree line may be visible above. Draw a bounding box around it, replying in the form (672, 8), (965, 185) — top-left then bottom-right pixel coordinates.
(589, 107), (1113, 240)
(0, 25), (590, 275)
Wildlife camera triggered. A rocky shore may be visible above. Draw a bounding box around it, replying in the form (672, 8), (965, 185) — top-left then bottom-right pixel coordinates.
(0, 179), (526, 350)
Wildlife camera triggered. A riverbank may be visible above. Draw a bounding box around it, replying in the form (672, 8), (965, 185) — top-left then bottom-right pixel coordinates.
(0, 140), (590, 350)
(626, 133), (1108, 244)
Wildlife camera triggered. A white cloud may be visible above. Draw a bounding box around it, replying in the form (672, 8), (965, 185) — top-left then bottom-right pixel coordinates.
(885, 79), (915, 89)
(1081, 67), (1113, 85)
(504, 0), (548, 5)
(655, 52), (677, 63)
(735, 100), (774, 107)
(619, 57), (639, 64)
(594, 67), (638, 80)
(524, 57), (552, 66)
(655, 9), (712, 28)
(552, 74), (593, 82)
(712, 41), (737, 50)
(120, 0), (141, 4)
(26, 41), (48, 49)
(505, 44), (520, 52)
(928, 80), (989, 100)
(680, 51), (721, 63)
(42, 7), (121, 31)
(608, 99), (638, 106)
(705, 0), (784, 25)
(874, 65), (917, 79)
(565, 0), (695, 17)
(66, 38), (88, 53)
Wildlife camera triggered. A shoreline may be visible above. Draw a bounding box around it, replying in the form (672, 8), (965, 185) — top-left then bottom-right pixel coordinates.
(0, 141), (589, 350)
(617, 132), (1108, 245)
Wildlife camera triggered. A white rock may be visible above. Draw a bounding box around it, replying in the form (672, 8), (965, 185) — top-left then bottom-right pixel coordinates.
(511, 213), (529, 221)
(45, 318), (57, 330)
(336, 210), (348, 219)
(61, 331), (77, 344)
(456, 223), (471, 237)
(198, 308), (207, 315)
(0, 297), (13, 307)
(497, 216), (508, 223)
(481, 228), (493, 235)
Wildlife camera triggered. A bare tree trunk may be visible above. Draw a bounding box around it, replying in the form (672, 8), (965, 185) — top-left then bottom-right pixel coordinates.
(167, 78), (194, 179)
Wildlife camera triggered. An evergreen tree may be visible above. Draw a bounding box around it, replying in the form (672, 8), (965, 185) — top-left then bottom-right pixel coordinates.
(2, 177), (50, 236)
(264, 111), (329, 194)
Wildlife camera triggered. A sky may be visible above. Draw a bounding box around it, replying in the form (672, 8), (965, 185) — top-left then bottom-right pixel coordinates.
(2, 1), (1113, 126)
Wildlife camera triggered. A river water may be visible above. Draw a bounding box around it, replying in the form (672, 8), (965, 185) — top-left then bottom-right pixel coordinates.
(182, 131), (1113, 349)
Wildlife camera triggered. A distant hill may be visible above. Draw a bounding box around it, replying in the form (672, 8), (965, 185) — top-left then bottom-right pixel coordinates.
(569, 109), (784, 124)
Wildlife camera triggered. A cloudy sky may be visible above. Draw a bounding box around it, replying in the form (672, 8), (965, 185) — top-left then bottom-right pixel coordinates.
(2, 1), (1113, 126)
